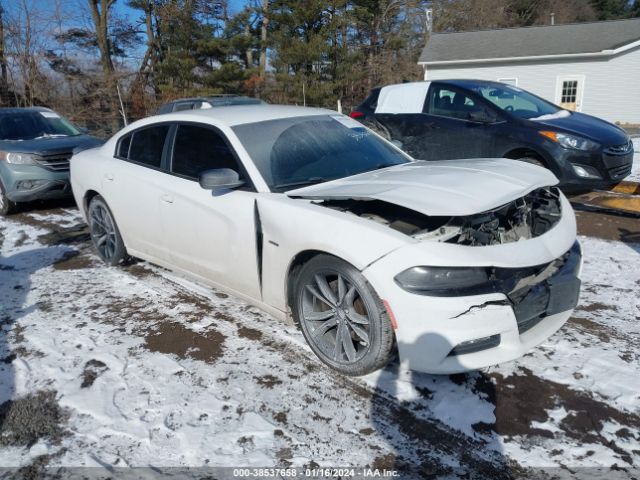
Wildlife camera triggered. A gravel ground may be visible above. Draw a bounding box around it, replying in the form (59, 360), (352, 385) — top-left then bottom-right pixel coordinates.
(0, 201), (639, 479)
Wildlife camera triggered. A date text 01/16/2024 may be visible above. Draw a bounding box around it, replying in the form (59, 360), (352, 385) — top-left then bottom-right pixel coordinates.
(232, 468), (400, 478)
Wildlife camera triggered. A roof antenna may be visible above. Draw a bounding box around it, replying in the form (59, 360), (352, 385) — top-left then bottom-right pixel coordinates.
(550, 12), (555, 25)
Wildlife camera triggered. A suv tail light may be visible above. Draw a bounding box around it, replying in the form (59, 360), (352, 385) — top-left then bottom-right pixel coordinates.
(349, 110), (365, 119)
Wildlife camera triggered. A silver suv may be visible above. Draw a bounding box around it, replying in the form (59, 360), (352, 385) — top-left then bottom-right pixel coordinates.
(0, 107), (102, 215)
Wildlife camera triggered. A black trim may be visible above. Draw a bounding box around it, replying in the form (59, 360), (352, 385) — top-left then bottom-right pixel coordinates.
(254, 200), (264, 296)
(448, 334), (501, 357)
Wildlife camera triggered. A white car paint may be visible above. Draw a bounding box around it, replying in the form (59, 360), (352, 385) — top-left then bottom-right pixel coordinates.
(287, 158), (559, 216)
(71, 105), (579, 374)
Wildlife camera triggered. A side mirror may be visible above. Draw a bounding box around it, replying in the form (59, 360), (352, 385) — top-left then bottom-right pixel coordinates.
(199, 168), (245, 192)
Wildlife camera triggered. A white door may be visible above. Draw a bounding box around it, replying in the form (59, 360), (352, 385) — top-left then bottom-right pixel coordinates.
(103, 124), (171, 260)
(160, 123), (262, 300)
(556, 75), (585, 111)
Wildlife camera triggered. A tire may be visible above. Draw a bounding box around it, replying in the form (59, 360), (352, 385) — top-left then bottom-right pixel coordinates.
(518, 156), (545, 168)
(87, 195), (127, 266)
(292, 254), (395, 376)
(0, 181), (18, 216)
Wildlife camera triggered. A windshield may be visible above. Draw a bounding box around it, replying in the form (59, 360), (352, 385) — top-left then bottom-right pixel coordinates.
(233, 115), (409, 192)
(0, 111), (81, 141)
(471, 84), (562, 119)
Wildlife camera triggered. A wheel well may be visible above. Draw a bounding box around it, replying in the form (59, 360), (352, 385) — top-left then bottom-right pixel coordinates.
(503, 148), (547, 166)
(285, 249), (333, 312)
(84, 190), (100, 212)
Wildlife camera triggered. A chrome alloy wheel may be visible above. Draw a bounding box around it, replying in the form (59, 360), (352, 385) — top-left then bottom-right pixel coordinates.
(301, 272), (372, 364)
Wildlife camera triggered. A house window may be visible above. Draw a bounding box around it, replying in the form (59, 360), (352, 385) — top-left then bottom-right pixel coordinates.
(561, 80), (578, 104)
(498, 78), (518, 86)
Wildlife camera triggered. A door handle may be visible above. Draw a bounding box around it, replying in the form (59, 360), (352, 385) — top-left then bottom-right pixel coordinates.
(104, 173), (114, 182)
(160, 194), (174, 204)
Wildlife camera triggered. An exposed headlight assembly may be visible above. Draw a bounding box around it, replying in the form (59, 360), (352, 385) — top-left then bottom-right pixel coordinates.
(394, 266), (494, 296)
(539, 131), (599, 151)
(394, 242), (582, 297)
(0, 152), (38, 165)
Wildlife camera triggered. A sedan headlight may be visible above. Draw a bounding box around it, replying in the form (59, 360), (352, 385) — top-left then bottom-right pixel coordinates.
(0, 152), (38, 165)
(394, 266), (495, 296)
(539, 131), (599, 151)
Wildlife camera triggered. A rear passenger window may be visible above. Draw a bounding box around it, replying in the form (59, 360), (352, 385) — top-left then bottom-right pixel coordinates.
(128, 125), (169, 168)
(171, 124), (239, 179)
(117, 134), (131, 158)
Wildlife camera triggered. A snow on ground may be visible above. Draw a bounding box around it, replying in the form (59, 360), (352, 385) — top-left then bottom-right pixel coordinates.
(629, 137), (640, 182)
(0, 205), (639, 477)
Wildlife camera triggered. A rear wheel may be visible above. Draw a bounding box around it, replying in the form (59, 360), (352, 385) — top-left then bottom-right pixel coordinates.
(293, 255), (394, 376)
(0, 182), (18, 216)
(88, 196), (127, 266)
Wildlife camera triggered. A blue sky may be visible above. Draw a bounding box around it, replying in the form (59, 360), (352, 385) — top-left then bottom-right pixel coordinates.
(113, 0), (249, 22)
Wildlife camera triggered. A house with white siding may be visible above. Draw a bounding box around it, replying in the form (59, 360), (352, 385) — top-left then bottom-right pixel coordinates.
(418, 18), (640, 125)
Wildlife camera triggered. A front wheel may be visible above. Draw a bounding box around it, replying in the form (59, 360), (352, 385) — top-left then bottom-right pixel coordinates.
(293, 255), (395, 376)
(88, 196), (127, 266)
(0, 181), (18, 216)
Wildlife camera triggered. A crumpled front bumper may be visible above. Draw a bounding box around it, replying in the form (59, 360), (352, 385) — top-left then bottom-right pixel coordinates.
(362, 194), (581, 374)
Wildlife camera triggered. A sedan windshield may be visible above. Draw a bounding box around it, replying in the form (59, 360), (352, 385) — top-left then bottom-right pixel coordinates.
(472, 84), (562, 120)
(233, 115), (409, 192)
(0, 111), (81, 141)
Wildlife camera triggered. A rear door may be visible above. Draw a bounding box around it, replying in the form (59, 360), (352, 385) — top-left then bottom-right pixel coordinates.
(103, 124), (171, 260)
(159, 122), (262, 300)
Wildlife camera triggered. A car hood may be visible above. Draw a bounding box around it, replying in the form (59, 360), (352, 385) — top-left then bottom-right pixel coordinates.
(286, 159), (559, 216)
(530, 111), (629, 146)
(0, 135), (104, 155)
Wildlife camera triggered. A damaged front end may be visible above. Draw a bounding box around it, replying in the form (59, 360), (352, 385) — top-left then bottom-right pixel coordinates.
(317, 186), (562, 246)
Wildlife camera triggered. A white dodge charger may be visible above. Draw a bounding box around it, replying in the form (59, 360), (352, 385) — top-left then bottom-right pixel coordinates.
(70, 105), (581, 376)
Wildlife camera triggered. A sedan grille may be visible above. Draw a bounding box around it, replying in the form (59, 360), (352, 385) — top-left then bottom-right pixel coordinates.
(35, 153), (71, 171)
(605, 141), (633, 155)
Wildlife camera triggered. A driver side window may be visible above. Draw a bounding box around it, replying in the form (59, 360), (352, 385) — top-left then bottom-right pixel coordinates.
(171, 124), (240, 179)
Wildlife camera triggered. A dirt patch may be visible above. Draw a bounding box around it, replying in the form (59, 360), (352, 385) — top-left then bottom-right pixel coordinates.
(237, 326), (263, 341)
(0, 391), (69, 447)
(254, 374), (283, 389)
(53, 250), (97, 271)
(81, 359), (109, 388)
(486, 368), (640, 459)
(13, 231), (28, 248)
(37, 224), (90, 246)
(144, 322), (226, 363)
(567, 317), (632, 345)
(575, 302), (616, 313)
(574, 210), (640, 244)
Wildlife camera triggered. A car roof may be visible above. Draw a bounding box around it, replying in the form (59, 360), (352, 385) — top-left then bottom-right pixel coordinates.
(436, 79), (510, 89)
(0, 106), (53, 115)
(143, 104), (336, 128)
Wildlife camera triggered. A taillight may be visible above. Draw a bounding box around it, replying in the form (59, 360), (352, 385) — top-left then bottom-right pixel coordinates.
(349, 110), (364, 119)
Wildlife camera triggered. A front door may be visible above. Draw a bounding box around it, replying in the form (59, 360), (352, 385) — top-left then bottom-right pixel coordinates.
(556, 76), (585, 111)
(160, 123), (262, 301)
